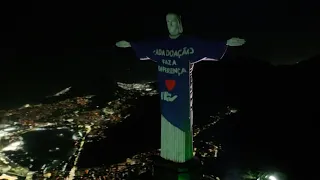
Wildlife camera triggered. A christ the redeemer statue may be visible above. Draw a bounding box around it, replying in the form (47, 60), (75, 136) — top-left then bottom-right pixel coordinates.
(116, 13), (245, 163)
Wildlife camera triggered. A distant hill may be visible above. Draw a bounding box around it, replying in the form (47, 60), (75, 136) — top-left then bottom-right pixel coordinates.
(192, 54), (319, 178)
(295, 54), (320, 68)
(194, 54), (319, 116)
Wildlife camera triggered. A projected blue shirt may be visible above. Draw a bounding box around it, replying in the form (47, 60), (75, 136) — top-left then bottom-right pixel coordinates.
(131, 36), (227, 131)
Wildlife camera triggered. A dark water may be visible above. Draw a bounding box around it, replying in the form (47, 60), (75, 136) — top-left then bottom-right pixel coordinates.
(0, 53), (156, 109)
(78, 95), (160, 168)
(0, 69), (115, 109)
(21, 129), (75, 170)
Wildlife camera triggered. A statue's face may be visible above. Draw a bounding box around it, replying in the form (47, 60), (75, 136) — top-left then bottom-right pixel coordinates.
(166, 13), (182, 37)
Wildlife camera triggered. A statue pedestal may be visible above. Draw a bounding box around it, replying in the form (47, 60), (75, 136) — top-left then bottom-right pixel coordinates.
(152, 156), (202, 180)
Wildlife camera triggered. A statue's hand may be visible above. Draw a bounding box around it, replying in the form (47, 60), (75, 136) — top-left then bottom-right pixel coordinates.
(226, 37), (246, 46)
(115, 40), (131, 48)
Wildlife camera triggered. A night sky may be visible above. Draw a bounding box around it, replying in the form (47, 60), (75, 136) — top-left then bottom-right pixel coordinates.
(10, 0), (319, 66)
(1, 0), (319, 104)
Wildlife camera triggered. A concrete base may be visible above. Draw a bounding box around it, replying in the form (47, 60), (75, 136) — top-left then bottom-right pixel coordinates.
(152, 156), (202, 180)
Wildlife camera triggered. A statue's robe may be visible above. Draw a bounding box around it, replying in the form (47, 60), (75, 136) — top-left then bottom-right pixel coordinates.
(131, 36), (227, 162)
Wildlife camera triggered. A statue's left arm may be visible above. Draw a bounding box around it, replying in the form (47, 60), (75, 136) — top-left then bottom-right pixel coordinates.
(190, 37), (246, 63)
(115, 40), (158, 61)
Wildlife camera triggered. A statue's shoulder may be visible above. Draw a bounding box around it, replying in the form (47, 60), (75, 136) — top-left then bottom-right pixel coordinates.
(184, 36), (200, 41)
(179, 35), (200, 45)
(139, 37), (168, 44)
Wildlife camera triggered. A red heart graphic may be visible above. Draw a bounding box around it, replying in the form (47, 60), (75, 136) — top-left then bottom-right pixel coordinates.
(165, 80), (176, 91)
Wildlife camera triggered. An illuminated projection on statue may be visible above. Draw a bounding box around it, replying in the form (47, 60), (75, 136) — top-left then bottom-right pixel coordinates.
(154, 47), (195, 162)
(115, 12), (246, 163)
(161, 80), (177, 102)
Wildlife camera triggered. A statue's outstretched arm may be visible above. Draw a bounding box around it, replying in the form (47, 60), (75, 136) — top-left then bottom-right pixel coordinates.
(226, 37), (246, 46)
(115, 40), (131, 48)
(115, 40), (157, 61)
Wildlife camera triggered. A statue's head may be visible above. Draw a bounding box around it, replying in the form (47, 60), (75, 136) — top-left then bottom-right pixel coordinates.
(166, 13), (183, 39)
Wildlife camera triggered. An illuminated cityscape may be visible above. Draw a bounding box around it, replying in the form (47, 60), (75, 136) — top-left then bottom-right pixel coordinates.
(0, 82), (269, 179)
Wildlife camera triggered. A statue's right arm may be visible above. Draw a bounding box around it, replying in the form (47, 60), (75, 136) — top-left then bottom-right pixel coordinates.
(116, 40), (156, 61)
(115, 40), (131, 48)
